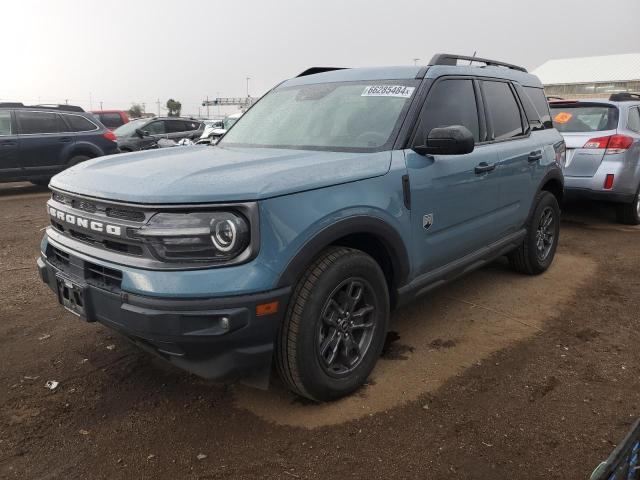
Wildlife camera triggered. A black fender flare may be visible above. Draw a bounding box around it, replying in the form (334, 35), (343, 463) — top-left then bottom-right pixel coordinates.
(276, 215), (411, 290)
(528, 167), (564, 221)
(68, 142), (102, 163)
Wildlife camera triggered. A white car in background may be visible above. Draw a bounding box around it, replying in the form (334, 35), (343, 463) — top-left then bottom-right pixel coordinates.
(198, 112), (243, 144)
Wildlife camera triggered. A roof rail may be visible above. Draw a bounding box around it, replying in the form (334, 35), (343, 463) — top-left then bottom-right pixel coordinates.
(31, 104), (85, 112)
(429, 53), (527, 73)
(546, 96), (565, 101)
(296, 67), (348, 77)
(0, 102), (25, 108)
(609, 92), (640, 102)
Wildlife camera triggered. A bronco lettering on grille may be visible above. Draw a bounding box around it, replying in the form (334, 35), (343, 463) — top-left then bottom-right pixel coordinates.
(48, 206), (122, 237)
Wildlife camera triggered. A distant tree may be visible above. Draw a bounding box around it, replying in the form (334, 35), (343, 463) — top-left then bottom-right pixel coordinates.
(166, 99), (182, 117)
(128, 103), (143, 118)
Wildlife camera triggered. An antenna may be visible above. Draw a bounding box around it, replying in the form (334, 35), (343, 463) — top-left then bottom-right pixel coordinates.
(469, 51), (477, 65)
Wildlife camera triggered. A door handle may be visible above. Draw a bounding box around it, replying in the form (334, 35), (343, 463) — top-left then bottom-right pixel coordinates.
(528, 151), (543, 162)
(474, 162), (496, 174)
(59, 137), (72, 143)
(1, 140), (16, 146)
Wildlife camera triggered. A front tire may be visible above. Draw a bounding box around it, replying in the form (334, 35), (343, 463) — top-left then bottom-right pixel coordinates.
(276, 247), (390, 402)
(508, 191), (560, 275)
(616, 187), (640, 225)
(67, 155), (90, 168)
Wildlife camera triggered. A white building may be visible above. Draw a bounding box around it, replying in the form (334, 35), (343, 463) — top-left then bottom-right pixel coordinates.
(532, 53), (640, 98)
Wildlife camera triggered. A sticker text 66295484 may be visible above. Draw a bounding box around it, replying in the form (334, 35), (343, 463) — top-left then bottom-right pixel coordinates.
(361, 85), (415, 98)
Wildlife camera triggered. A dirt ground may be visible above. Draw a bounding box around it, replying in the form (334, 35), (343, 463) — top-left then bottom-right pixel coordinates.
(1, 182), (639, 479)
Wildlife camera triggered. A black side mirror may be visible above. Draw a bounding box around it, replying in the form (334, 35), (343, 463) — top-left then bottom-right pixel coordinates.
(135, 128), (145, 137)
(413, 125), (475, 156)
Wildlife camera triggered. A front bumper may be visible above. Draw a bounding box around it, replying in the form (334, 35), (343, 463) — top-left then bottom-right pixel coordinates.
(37, 253), (290, 383)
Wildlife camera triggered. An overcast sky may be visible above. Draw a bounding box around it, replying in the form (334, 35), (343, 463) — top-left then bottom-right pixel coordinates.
(2, 0), (638, 116)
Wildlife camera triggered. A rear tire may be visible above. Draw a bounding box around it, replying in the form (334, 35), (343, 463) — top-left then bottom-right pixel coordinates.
(508, 191), (560, 275)
(276, 247), (390, 402)
(615, 187), (640, 225)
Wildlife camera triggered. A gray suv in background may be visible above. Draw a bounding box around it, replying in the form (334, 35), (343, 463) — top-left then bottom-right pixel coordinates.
(550, 93), (640, 224)
(115, 117), (204, 152)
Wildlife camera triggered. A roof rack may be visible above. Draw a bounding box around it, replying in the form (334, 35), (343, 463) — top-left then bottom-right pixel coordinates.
(429, 53), (527, 73)
(0, 102), (25, 108)
(296, 67), (348, 77)
(609, 92), (640, 102)
(32, 104), (85, 112)
(546, 96), (565, 101)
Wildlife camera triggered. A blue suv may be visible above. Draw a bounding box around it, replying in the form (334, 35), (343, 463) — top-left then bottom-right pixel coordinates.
(37, 54), (565, 401)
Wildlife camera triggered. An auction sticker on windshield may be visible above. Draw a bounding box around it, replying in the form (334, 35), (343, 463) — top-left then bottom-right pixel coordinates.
(361, 85), (415, 98)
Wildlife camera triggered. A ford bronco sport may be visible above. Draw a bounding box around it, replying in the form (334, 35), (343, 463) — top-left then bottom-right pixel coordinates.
(37, 54), (565, 401)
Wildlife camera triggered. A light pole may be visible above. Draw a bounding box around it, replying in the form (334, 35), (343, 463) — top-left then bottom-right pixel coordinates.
(99, 101), (103, 110)
(413, 58), (420, 65)
(246, 77), (251, 97)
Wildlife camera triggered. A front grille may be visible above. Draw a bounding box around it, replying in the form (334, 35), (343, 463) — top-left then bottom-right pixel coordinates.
(72, 199), (97, 214)
(86, 262), (123, 289)
(68, 228), (143, 255)
(51, 247), (70, 266)
(106, 207), (145, 222)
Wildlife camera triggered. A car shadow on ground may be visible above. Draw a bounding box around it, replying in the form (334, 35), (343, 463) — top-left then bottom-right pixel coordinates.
(0, 182), (49, 198)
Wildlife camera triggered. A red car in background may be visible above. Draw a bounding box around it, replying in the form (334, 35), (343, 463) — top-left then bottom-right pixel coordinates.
(90, 110), (129, 130)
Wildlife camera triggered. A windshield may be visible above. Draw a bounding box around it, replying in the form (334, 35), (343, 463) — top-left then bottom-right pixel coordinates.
(220, 81), (418, 151)
(550, 104), (619, 133)
(114, 118), (149, 136)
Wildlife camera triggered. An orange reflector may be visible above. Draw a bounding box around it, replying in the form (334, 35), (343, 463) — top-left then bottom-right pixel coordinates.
(256, 301), (279, 316)
(604, 174), (614, 190)
(554, 112), (573, 124)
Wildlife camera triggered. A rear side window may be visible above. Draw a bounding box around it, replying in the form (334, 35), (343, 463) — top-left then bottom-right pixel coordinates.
(166, 120), (188, 133)
(482, 81), (524, 140)
(97, 113), (124, 128)
(63, 114), (97, 132)
(184, 121), (201, 131)
(524, 87), (552, 129)
(549, 104), (619, 133)
(16, 111), (64, 134)
(628, 107), (640, 133)
(417, 79), (480, 143)
(0, 111), (12, 135)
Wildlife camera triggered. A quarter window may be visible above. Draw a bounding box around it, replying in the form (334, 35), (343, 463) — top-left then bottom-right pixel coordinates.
(16, 111), (64, 134)
(0, 111), (12, 135)
(628, 107), (640, 133)
(482, 81), (525, 140)
(63, 114), (97, 132)
(417, 79), (480, 143)
(524, 86), (552, 129)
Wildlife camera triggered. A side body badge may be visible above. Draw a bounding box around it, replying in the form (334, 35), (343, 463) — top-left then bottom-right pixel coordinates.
(423, 213), (434, 230)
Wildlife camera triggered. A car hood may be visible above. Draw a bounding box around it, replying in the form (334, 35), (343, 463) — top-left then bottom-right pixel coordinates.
(50, 145), (392, 204)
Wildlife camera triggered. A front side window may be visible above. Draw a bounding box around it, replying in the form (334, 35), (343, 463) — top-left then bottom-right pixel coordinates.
(63, 114), (97, 132)
(114, 118), (148, 137)
(0, 111), (12, 135)
(16, 111), (63, 134)
(482, 81), (525, 140)
(145, 121), (166, 135)
(220, 80), (418, 152)
(415, 79), (480, 143)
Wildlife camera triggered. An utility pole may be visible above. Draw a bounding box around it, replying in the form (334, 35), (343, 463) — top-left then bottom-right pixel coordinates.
(99, 101), (103, 110)
(156, 98), (161, 117)
(246, 77), (251, 97)
(142, 102), (146, 114)
(413, 58), (420, 65)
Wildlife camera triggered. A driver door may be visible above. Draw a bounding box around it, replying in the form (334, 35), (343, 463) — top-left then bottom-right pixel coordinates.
(404, 77), (503, 275)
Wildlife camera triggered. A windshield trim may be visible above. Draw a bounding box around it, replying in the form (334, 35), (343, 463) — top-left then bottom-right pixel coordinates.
(219, 79), (420, 153)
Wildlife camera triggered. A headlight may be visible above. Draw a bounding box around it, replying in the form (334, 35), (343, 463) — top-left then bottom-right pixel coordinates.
(134, 211), (250, 263)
